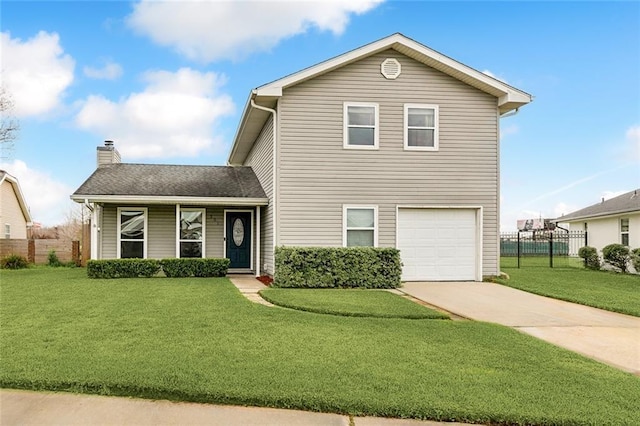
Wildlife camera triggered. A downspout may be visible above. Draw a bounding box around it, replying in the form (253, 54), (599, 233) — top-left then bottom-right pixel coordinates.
(250, 98), (278, 267)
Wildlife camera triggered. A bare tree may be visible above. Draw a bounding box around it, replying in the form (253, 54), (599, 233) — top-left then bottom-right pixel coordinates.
(1, 87), (20, 159)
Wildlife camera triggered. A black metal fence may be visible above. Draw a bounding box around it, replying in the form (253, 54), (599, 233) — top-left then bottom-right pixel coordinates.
(500, 230), (587, 268)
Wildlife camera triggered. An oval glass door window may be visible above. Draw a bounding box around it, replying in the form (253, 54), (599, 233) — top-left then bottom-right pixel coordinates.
(232, 218), (244, 246)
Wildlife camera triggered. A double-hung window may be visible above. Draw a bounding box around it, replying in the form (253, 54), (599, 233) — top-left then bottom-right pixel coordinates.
(178, 208), (205, 258)
(343, 206), (378, 247)
(4, 224), (10, 239)
(621, 218), (629, 246)
(118, 208), (147, 258)
(344, 102), (379, 149)
(404, 104), (438, 150)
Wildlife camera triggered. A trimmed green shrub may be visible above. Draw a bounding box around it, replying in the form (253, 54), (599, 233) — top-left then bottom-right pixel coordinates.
(274, 246), (402, 289)
(631, 248), (640, 273)
(602, 244), (630, 273)
(160, 258), (230, 278)
(87, 259), (161, 279)
(578, 246), (600, 270)
(0, 254), (29, 269)
(48, 250), (62, 267)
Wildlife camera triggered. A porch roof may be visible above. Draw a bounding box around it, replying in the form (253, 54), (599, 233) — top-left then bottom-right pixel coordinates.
(71, 164), (268, 206)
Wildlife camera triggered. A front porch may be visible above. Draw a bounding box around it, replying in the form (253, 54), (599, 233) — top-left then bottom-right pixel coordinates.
(90, 203), (266, 277)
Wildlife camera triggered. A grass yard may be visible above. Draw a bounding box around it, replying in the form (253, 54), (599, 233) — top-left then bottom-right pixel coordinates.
(500, 261), (640, 317)
(260, 288), (449, 319)
(2, 268), (640, 425)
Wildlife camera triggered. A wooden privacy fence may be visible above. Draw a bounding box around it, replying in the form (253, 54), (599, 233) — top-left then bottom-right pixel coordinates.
(0, 239), (81, 265)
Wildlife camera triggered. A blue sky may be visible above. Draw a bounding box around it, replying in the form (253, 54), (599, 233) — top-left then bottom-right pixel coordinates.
(1, 0), (638, 228)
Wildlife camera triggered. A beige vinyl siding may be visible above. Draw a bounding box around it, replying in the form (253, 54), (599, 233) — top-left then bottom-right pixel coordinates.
(101, 205), (117, 258)
(100, 205), (225, 260)
(0, 181), (28, 239)
(244, 116), (274, 274)
(278, 49), (500, 276)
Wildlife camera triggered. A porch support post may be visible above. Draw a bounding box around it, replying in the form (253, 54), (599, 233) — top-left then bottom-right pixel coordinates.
(90, 204), (99, 260)
(175, 204), (180, 258)
(256, 206), (261, 277)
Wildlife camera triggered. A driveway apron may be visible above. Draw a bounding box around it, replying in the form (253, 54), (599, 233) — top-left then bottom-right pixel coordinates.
(400, 282), (640, 375)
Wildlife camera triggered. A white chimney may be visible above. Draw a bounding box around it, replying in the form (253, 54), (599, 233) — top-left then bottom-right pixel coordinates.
(96, 140), (121, 167)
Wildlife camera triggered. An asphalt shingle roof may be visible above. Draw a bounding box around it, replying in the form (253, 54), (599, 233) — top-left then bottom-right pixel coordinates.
(72, 164), (266, 199)
(556, 188), (640, 221)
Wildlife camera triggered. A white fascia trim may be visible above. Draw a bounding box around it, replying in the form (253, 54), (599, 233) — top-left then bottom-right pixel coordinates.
(71, 195), (268, 206)
(255, 33), (531, 106)
(228, 92), (256, 164)
(560, 210), (640, 223)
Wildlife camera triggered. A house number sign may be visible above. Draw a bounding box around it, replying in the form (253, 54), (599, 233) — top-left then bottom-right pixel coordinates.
(232, 218), (244, 246)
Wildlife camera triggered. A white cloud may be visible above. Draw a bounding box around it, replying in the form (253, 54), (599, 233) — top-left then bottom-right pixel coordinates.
(1, 160), (74, 226)
(601, 190), (627, 201)
(127, 0), (383, 62)
(75, 68), (234, 159)
(0, 31), (75, 117)
(500, 124), (519, 140)
(84, 59), (123, 80)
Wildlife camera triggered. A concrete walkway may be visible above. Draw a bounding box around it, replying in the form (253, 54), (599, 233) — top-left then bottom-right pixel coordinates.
(400, 282), (640, 375)
(227, 274), (274, 306)
(0, 389), (469, 426)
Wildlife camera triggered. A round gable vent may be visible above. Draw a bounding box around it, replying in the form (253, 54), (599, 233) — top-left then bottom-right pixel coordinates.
(381, 58), (401, 80)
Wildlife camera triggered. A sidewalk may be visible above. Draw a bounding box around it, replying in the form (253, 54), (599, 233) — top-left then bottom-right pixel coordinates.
(0, 389), (469, 426)
(401, 282), (640, 375)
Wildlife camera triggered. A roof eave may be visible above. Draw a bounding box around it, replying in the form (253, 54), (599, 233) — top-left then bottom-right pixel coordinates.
(71, 194), (269, 206)
(555, 208), (640, 223)
(2, 173), (33, 223)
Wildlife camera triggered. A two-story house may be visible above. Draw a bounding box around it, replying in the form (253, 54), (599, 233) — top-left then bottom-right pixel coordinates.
(72, 33), (532, 281)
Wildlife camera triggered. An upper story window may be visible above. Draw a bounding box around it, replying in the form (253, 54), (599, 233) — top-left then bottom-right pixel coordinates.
(117, 208), (147, 258)
(404, 104), (439, 151)
(343, 206), (378, 247)
(178, 208), (205, 258)
(344, 102), (379, 149)
(621, 218), (629, 246)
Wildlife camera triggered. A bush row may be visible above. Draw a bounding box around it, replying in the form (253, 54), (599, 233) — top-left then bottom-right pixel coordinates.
(578, 244), (640, 273)
(274, 246), (401, 288)
(87, 258), (230, 279)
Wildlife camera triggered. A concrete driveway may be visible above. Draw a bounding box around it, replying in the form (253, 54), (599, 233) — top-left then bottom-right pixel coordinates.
(401, 282), (640, 375)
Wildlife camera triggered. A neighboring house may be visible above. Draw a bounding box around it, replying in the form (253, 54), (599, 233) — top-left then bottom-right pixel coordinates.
(72, 33), (532, 281)
(556, 189), (640, 251)
(0, 170), (33, 239)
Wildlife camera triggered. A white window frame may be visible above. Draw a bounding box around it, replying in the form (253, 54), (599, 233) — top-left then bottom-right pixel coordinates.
(117, 207), (148, 259)
(621, 218), (629, 246)
(404, 104), (439, 151)
(176, 207), (206, 258)
(343, 205), (378, 247)
(343, 102), (379, 150)
(4, 224), (10, 239)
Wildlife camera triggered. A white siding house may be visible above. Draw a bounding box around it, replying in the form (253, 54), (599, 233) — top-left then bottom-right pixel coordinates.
(557, 189), (640, 252)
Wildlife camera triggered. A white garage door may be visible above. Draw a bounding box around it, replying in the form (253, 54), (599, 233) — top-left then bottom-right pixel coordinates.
(398, 208), (478, 281)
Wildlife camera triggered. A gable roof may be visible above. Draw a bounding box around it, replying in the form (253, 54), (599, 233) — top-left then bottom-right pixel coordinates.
(71, 164), (267, 205)
(556, 189), (640, 222)
(0, 170), (33, 224)
(229, 32), (533, 164)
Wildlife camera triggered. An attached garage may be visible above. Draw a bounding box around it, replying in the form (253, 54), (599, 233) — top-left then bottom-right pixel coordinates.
(397, 207), (481, 281)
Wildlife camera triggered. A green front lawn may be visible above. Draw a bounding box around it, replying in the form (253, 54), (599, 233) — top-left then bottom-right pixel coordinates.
(260, 288), (449, 319)
(499, 263), (640, 317)
(2, 268), (639, 425)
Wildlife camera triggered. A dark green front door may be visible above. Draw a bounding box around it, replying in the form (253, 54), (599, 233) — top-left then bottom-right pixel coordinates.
(226, 211), (251, 269)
